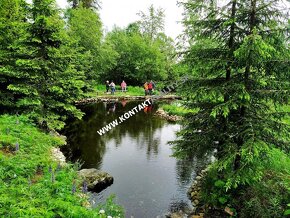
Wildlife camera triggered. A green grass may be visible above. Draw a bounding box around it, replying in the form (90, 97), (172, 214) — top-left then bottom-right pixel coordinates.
(0, 115), (124, 217)
(161, 101), (199, 116)
(92, 84), (146, 96)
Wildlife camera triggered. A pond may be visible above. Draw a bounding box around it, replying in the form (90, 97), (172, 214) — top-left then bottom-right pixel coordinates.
(62, 100), (209, 217)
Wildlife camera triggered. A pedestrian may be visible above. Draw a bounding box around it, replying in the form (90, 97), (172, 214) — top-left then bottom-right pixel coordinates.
(148, 81), (153, 95)
(110, 81), (116, 95)
(105, 80), (110, 93)
(121, 80), (127, 92)
(144, 82), (149, 96)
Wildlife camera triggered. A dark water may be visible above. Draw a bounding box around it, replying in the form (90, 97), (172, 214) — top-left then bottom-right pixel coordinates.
(63, 101), (210, 218)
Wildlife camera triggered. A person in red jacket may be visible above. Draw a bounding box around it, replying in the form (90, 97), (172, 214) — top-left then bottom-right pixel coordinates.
(148, 80), (155, 95)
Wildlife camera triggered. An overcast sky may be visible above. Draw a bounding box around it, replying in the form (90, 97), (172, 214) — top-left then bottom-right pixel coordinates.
(27, 0), (289, 40)
(54, 0), (184, 40)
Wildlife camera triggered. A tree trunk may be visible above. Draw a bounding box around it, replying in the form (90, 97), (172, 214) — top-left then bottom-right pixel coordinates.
(218, 0), (237, 159)
(234, 0), (257, 171)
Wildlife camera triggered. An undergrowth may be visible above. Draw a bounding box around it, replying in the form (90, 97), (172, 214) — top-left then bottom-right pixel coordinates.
(0, 115), (124, 217)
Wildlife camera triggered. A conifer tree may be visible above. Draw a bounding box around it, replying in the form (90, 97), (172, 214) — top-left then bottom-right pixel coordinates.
(175, 0), (289, 215)
(0, 0), (28, 110)
(6, 0), (85, 129)
(66, 6), (102, 84)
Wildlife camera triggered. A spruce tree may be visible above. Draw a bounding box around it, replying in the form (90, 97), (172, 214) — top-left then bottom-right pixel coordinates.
(0, 0), (28, 110)
(175, 0), (289, 215)
(6, 0), (85, 129)
(66, 6), (102, 84)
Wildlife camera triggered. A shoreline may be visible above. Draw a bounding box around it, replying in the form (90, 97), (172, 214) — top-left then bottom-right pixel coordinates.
(155, 108), (183, 122)
(76, 95), (182, 104)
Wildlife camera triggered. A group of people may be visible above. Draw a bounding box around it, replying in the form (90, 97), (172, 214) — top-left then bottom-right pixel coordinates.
(144, 80), (155, 95)
(106, 80), (127, 95)
(105, 80), (155, 96)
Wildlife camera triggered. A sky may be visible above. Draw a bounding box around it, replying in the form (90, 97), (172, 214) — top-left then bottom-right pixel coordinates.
(27, 0), (289, 40)
(54, 0), (184, 40)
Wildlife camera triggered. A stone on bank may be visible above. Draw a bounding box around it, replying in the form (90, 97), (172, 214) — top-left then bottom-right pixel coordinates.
(78, 168), (114, 192)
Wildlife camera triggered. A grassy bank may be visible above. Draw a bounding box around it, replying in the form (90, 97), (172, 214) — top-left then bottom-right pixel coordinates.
(0, 115), (124, 217)
(160, 101), (198, 116)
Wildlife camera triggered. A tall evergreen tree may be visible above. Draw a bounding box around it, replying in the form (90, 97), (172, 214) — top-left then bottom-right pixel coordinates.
(0, 0), (28, 110)
(175, 0), (289, 215)
(5, 0), (85, 129)
(66, 6), (103, 84)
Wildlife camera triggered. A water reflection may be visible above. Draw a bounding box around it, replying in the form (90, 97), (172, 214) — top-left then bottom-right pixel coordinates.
(62, 101), (211, 217)
(63, 101), (166, 168)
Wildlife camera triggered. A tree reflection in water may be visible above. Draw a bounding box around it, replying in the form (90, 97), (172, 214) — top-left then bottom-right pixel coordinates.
(62, 101), (166, 168)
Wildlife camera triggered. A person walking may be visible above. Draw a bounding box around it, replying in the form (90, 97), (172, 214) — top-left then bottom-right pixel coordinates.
(110, 81), (116, 95)
(121, 80), (127, 92)
(148, 81), (153, 95)
(144, 82), (149, 96)
(105, 80), (110, 93)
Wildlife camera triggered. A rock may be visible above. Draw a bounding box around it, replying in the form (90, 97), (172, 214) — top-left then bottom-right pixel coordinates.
(155, 108), (182, 122)
(78, 168), (113, 192)
(191, 191), (197, 198)
(224, 207), (234, 216)
(170, 212), (184, 218)
(187, 187), (192, 194)
(190, 215), (202, 218)
(51, 147), (67, 166)
(191, 181), (198, 186)
(194, 200), (199, 205)
(195, 176), (202, 180)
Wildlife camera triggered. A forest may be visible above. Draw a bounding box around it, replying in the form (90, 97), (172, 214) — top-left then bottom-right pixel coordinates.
(0, 0), (289, 217)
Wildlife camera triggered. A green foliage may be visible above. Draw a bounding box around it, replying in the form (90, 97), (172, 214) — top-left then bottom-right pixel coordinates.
(0, 0), (28, 109)
(101, 27), (169, 85)
(0, 115), (124, 217)
(175, 0), (290, 216)
(284, 204), (290, 216)
(96, 195), (124, 218)
(237, 148), (289, 218)
(66, 6), (104, 83)
(201, 148), (289, 217)
(100, 5), (176, 86)
(0, 0), (85, 129)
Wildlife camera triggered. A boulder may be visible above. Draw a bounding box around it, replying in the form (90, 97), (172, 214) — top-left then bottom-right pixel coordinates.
(78, 168), (114, 192)
(51, 147), (67, 166)
(195, 176), (202, 180)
